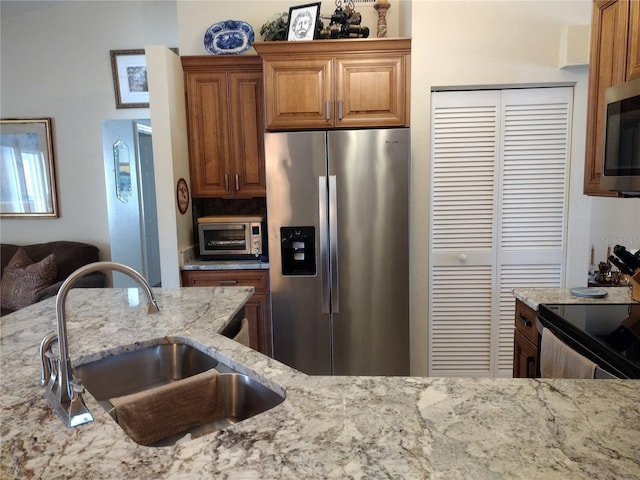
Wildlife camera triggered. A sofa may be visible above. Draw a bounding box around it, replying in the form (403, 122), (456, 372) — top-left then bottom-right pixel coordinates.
(1, 241), (107, 316)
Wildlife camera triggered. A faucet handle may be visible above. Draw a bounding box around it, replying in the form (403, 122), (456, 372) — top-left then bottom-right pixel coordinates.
(39, 332), (58, 387)
(70, 379), (85, 394)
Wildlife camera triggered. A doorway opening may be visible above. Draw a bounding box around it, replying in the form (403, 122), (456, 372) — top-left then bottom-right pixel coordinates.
(102, 119), (161, 287)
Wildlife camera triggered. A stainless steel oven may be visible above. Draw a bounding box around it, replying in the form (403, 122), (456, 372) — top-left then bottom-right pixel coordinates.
(197, 215), (263, 259)
(537, 303), (640, 379)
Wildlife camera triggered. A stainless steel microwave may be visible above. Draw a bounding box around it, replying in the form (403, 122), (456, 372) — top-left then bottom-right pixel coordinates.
(602, 76), (640, 195)
(197, 215), (263, 258)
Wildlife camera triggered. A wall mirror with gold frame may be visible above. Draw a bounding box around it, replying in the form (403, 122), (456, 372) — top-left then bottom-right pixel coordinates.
(0, 118), (59, 217)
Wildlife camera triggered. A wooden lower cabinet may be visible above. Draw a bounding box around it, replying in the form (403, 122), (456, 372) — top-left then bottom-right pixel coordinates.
(512, 300), (540, 378)
(181, 269), (272, 357)
(513, 330), (538, 378)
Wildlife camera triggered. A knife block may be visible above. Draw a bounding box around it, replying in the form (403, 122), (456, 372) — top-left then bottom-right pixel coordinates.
(631, 270), (640, 302)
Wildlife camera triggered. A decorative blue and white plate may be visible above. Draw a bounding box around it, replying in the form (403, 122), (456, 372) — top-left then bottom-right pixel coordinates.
(569, 287), (609, 298)
(204, 20), (254, 55)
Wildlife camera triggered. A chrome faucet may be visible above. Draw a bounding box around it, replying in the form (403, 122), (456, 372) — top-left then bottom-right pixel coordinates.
(40, 262), (159, 428)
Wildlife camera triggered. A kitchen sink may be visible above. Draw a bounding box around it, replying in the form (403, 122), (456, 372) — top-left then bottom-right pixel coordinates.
(73, 340), (285, 446)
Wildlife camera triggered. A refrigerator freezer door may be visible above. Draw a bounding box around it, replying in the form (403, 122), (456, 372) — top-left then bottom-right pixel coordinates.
(327, 129), (410, 376)
(265, 131), (332, 375)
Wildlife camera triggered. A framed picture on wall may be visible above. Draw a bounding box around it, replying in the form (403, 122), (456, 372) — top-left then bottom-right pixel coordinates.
(287, 2), (321, 41)
(110, 49), (149, 109)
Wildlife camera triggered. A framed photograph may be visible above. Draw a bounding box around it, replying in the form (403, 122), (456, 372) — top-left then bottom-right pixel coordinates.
(287, 2), (321, 41)
(0, 118), (59, 217)
(110, 49), (149, 109)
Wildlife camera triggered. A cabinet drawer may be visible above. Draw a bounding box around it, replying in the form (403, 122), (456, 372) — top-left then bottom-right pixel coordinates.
(514, 300), (539, 346)
(181, 270), (269, 292)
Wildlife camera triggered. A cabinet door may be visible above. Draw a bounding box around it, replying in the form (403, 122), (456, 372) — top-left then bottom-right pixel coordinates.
(513, 330), (538, 378)
(184, 71), (232, 197)
(335, 54), (408, 127)
(627, 0), (640, 80)
(229, 70), (266, 197)
(263, 57), (333, 129)
(584, 0), (630, 196)
(244, 292), (272, 357)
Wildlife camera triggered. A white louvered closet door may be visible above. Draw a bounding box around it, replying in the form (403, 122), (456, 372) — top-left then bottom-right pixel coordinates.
(429, 87), (572, 377)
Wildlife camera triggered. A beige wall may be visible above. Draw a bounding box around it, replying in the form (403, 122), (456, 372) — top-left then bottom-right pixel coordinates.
(409, 0), (638, 375)
(176, 0), (402, 55)
(0, 1), (178, 260)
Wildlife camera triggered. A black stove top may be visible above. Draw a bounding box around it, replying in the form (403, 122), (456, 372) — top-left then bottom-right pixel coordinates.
(537, 303), (640, 379)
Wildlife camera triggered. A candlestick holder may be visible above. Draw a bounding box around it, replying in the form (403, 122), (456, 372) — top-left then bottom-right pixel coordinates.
(374, 1), (390, 38)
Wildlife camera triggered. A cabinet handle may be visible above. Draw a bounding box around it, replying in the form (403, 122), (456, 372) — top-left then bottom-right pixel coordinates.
(224, 174), (229, 191)
(325, 101), (330, 121)
(517, 313), (532, 328)
(219, 280), (238, 286)
(338, 100), (343, 120)
(235, 174), (239, 191)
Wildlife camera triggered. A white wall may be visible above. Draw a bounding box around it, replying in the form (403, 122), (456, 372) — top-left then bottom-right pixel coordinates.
(0, 1), (177, 260)
(146, 45), (192, 288)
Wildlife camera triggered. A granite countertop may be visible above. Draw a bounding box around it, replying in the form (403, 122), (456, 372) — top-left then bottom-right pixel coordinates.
(179, 246), (269, 271)
(181, 259), (269, 271)
(513, 286), (635, 311)
(2, 288), (639, 479)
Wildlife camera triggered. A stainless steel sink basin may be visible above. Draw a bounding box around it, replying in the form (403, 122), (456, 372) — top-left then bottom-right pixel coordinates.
(73, 341), (285, 446)
(75, 342), (225, 400)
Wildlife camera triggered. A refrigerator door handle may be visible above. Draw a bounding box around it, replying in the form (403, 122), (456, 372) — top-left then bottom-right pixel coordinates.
(329, 175), (339, 313)
(319, 176), (330, 314)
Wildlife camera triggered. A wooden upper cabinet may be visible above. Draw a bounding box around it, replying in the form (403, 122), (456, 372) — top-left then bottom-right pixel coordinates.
(254, 38), (410, 130)
(628, 0), (640, 80)
(584, 0), (638, 196)
(261, 57), (333, 129)
(336, 55), (407, 127)
(182, 56), (265, 198)
(229, 70), (266, 197)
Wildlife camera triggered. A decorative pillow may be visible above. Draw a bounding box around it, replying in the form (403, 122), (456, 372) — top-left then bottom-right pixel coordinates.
(1, 248), (57, 311)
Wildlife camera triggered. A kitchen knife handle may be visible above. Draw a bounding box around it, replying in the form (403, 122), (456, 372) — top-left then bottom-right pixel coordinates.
(613, 245), (640, 270)
(319, 176), (330, 314)
(329, 175), (339, 314)
(609, 255), (634, 275)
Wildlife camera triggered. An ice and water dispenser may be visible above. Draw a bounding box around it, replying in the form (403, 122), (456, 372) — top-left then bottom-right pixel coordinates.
(280, 227), (316, 275)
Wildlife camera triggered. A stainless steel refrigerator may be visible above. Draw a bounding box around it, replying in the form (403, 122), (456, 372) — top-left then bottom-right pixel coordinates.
(265, 128), (410, 376)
